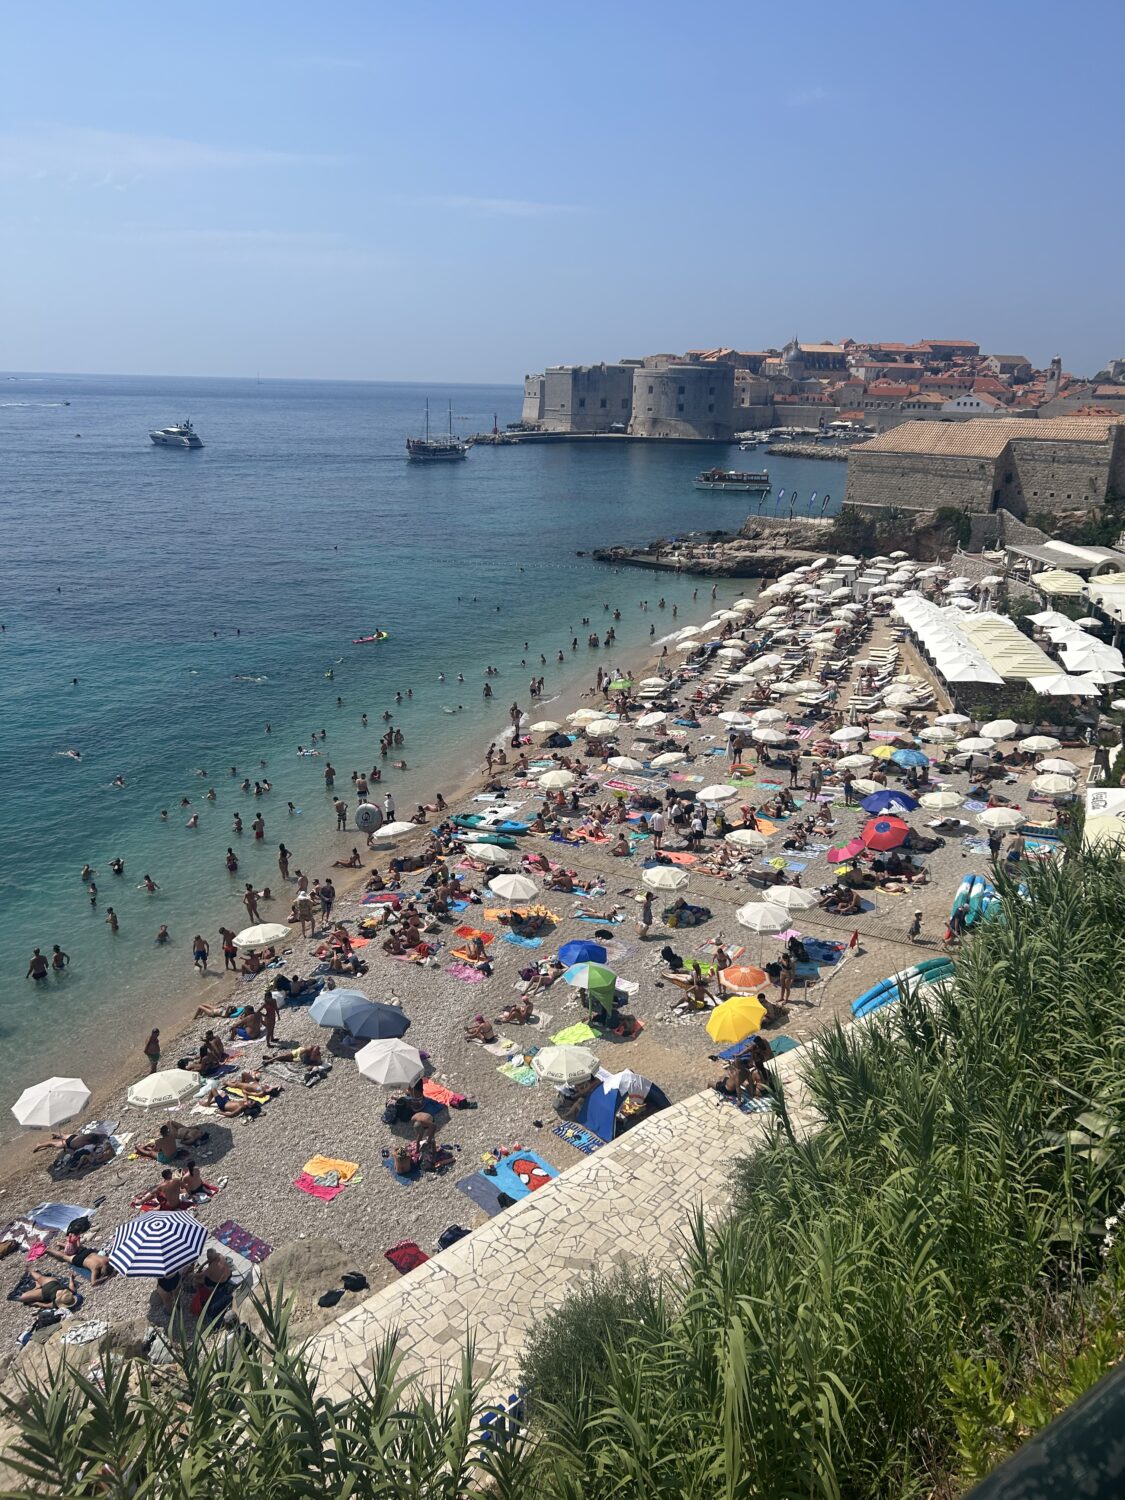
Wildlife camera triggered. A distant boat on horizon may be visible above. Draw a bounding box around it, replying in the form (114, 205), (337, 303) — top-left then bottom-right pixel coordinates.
(149, 418), (203, 449)
(407, 399), (468, 461)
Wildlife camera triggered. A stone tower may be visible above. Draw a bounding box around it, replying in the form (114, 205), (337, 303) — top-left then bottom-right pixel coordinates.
(1045, 355), (1063, 399)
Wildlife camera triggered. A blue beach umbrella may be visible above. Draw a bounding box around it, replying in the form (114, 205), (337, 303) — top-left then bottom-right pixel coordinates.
(310, 990), (409, 1040)
(107, 1211), (207, 1278)
(558, 940), (607, 966)
(860, 790), (919, 815)
(891, 748), (930, 769)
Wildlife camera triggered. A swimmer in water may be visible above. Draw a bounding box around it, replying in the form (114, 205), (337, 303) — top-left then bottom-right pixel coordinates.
(204, 787), (216, 800)
(186, 814), (199, 829)
(112, 775), (125, 788)
(437, 673), (444, 683)
(141, 874), (159, 892)
(64, 748), (81, 761)
(156, 925), (170, 944)
(159, 809), (168, 821)
(80, 864), (95, 881)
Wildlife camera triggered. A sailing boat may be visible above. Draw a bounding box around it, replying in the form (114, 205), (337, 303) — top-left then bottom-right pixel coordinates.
(406, 399), (468, 461)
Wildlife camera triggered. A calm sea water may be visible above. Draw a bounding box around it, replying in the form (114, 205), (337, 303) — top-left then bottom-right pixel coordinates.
(0, 373), (843, 1122)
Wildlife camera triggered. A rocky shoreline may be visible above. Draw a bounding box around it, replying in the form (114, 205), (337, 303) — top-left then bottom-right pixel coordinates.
(588, 514), (837, 579)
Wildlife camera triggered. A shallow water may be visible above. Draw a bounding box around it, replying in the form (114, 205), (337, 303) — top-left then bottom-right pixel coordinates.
(0, 372), (843, 1124)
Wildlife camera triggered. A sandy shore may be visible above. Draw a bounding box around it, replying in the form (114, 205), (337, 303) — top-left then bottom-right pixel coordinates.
(0, 588), (1083, 1364)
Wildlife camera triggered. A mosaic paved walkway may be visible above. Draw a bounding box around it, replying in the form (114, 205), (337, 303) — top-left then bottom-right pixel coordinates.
(311, 1049), (818, 1400)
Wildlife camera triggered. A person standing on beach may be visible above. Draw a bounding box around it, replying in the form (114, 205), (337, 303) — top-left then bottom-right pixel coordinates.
(263, 990), (279, 1045)
(26, 949), (49, 982)
(278, 844), (291, 880)
(334, 797), (347, 830)
(319, 878), (336, 922)
(294, 884), (314, 938)
(384, 791), (395, 820)
(649, 808), (665, 852)
(192, 935), (210, 973)
(144, 1028), (161, 1073)
(638, 892), (654, 940)
(243, 885), (261, 923)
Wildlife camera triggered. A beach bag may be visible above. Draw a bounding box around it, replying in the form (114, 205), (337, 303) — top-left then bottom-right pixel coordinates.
(392, 1145), (412, 1176)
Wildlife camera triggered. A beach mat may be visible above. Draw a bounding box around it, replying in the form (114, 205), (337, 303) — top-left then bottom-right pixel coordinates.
(212, 1220), (273, 1264)
(448, 963), (487, 982)
(580, 1087), (617, 1144)
(381, 1156), (419, 1188)
(455, 1172), (508, 1217)
(550, 1023), (599, 1046)
(552, 1123), (602, 1154)
(491, 1150), (557, 1200)
(384, 1240), (429, 1276)
(422, 1078), (468, 1109)
(497, 1061), (538, 1087)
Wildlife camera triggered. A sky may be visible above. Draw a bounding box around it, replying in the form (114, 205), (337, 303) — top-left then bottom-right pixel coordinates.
(2, 1), (1123, 382)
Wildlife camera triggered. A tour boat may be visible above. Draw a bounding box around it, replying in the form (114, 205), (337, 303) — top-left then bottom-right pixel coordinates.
(407, 400), (468, 461)
(149, 419), (203, 449)
(693, 467), (770, 492)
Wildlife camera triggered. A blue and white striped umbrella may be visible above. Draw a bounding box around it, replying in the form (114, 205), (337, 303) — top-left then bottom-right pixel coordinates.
(107, 1211), (207, 1278)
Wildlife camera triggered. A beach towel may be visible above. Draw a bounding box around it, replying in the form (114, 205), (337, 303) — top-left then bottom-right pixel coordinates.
(718, 1034), (799, 1062)
(293, 1173), (349, 1202)
(491, 1151), (558, 1200)
(454, 926), (494, 943)
(212, 1220), (273, 1264)
(581, 1086), (618, 1143)
(303, 1155), (358, 1183)
(448, 962), (487, 981)
(422, 1078), (469, 1109)
(575, 911), (624, 924)
(384, 1240), (429, 1275)
(552, 1123), (602, 1154)
(550, 1022), (599, 1046)
(455, 1172), (508, 1217)
(720, 1092), (775, 1115)
(502, 932), (543, 949)
(498, 1061), (538, 1087)
(381, 1155), (419, 1187)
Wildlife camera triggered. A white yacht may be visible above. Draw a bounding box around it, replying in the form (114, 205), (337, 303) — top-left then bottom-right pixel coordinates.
(149, 418), (203, 449)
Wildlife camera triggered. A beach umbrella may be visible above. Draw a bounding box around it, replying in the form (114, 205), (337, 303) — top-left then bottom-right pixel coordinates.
(718, 964), (769, 994)
(638, 677), (668, 689)
(674, 639), (701, 652)
(538, 769), (575, 790)
(233, 922), (291, 949)
(751, 708), (785, 724)
(356, 1038), (423, 1088)
(827, 837), (866, 863)
(107, 1212), (207, 1279)
(1032, 773), (1077, 796)
(753, 727), (788, 744)
(558, 940), (606, 966)
(836, 753), (874, 771)
(330, 995), (409, 1041)
(1036, 758), (1078, 776)
(980, 719), (1018, 740)
(786, 679), (822, 693)
(935, 713), (971, 727)
(698, 784), (738, 804)
(643, 865), (689, 891)
(650, 751), (687, 767)
(568, 708), (603, 724)
(831, 727), (866, 743)
(127, 1069), (199, 1109)
(706, 995), (767, 1045)
(917, 726), (954, 743)
(891, 748), (930, 769)
(725, 827), (767, 848)
(861, 790), (919, 815)
(563, 961), (617, 994)
(735, 901), (788, 933)
(852, 778), (883, 795)
(871, 709), (905, 723)
(978, 807), (1025, 831)
(584, 719), (619, 738)
(533, 1045), (600, 1086)
(1019, 735), (1061, 753)
(956, 736), (995, 754)
(367, 821), (417, 842)
(635, 711), (667, 728)
(529, 720), (561, 733)
(12, 1077), (91, 1130)
(464, 843), (513, 865)
(862, 815), (910, 851)
(920, 790), (962, 810)
(606, 678), (633, 692)
(1084, 813), (1125, 850)
(354, 804), (383, 834)
(732, 598), (756, 610)
(718, 710), (754, 725)
(311, 988), (380, 1030)
(488, 873), (539, 902)
(607, 756), (645, 773)
(676, 624), (703, 637)
(770, 886), (820, 911)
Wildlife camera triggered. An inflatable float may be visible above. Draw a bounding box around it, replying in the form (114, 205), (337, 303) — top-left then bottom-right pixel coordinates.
(850, 955), (955, 1019)
(453, 831), (519, 850)
(452, 813), (530, 836)
(950, 872), (999, 928)
(352, 631), (389, 644)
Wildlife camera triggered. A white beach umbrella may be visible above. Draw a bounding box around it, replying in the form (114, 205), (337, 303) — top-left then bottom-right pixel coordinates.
(836, 753), (874, 770)
(635, 712), (667, 728)
(529, 720), (561, 733)
(607, 755), (644, 772)
(883, 689), (919, 707)
(233, 922), (291, 949)
(1032, 774), (1077, 796)
(718, 710), (754, 725)
(978, 807), (1025, 831)
(1018, 735), (1061, 753)
(956, 736), (996, 754)
(736, 901), (788, 933)
(753, 727), (788, 744)
(488, 873), (540, 902)
(852, 778), (883, 795)
(919, 790), (962, 810)
(786, 679), (823, 693)
(871, 709), (905, 723)
(12, 1077), (91, 1130)
(567, 709), (602, 724)
(713, 610), (742, 623)
(642, 865), (689, 891)
(651, 751), (687, 767)
(127, 1069), (199, 1109)
(538, 768), (575, 789)
(980, 719), (1019, 740)
(674, 640), (701, 652)
(751, 707), (785, 723)
(725, 827), (768, 848)
(698, 783), (738, 804)
(676, 625), (703, 637)
(464, 842), (514, 865)
(770, 886), (820, 911)
(917, 726), (954, 743)
(935, 713), (972, 727)
(639, 676), (669, 688)
(732, 598), (756, 611)
(356, 1038), (424, 1088)
(1036, 758), (1078, 776)
(368, 821), (418, 842)
(831, 727), (866, 743)
(533, 1045), (600, 1087)
(584, 719), (619, 737)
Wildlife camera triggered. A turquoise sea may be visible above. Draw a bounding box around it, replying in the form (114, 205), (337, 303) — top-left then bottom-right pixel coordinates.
(0, 373), (843, 1126)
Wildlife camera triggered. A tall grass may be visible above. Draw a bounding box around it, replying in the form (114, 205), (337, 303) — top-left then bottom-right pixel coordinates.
(3, 851), (1124, 1497)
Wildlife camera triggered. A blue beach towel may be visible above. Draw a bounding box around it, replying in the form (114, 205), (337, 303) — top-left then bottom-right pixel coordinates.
(381, 1156), (419, 1187)
(490, 1150), (558, 1201)
(552, 1123), (602, 1154)
(502, 932), (543, 949)
(455, 1173), (507, 1216)
(579, 1085), (618, 1144)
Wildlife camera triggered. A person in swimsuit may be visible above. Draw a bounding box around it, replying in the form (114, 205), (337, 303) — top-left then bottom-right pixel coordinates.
(50, 1242), (114, 1284)
(33, 1128), (106, 1154)
(20, 1271), (77, 1308)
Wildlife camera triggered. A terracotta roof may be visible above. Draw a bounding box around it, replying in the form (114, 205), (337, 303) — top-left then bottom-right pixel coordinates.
(866, 382), (917, 397)
(797, 343), (846, 355)
(860, 415), (1125, 460)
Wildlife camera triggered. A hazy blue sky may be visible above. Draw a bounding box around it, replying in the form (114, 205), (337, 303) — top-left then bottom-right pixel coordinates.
(2, 1), (1122, 381)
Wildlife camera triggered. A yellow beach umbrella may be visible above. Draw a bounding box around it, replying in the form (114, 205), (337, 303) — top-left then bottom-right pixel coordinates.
(869, 744), (895, 760)
(706, 994), (767, 1045)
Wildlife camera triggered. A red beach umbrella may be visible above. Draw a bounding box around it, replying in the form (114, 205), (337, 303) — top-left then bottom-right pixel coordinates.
(827, 836), (865, 864)
(861, 815), (910, 852)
